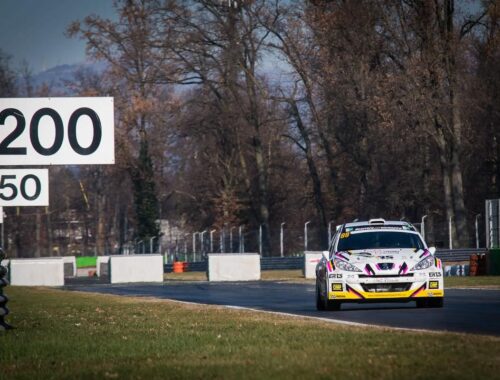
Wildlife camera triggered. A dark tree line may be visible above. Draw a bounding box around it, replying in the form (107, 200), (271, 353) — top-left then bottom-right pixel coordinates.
(1, 0), (499, 257)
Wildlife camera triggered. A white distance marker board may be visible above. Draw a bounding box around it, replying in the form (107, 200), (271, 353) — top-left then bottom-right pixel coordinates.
(0, 169), (49, 206)
(0, 97), (114, 165)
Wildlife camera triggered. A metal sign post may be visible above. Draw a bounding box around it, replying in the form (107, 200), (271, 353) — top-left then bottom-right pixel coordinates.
(0, 96), (115, 331)
(0, 248), (12, 330)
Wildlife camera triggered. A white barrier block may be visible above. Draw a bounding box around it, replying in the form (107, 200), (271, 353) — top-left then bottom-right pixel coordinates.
(208, 253), (260, 282)
(62, 256), (76, 277)
(96, 256), (110, 277)
(10, 258), (64, 286)
(109, 254), (163, 284)
(304, 251), (324, 279)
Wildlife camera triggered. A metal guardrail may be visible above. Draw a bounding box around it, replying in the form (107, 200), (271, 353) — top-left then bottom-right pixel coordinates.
(164, 249), (491, 273)
(261, 257), (303, 270)
(165, 257), (304, 273)
(435, 248), (489, 262)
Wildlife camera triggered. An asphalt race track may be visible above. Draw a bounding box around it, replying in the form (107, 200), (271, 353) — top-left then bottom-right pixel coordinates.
(65, 280), (500, 336)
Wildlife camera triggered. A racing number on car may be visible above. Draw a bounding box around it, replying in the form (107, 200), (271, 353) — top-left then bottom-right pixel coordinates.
(0, 107), (102, 156)
(340, 232), (350, 239)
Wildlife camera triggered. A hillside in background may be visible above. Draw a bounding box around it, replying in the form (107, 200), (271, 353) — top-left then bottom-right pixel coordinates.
(23, 61), (106, 95)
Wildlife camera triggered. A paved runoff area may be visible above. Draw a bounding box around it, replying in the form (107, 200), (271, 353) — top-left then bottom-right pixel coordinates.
(65, 280), (500, 336)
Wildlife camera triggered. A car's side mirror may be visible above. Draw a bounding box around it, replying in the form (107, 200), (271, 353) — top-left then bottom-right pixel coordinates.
(428, 246), (436, 255)
(322, 250), (330, 260)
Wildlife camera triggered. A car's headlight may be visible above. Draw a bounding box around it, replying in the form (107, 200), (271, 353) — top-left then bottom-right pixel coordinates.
(410, 256), (434, 271)
(334, 259), (361, 272)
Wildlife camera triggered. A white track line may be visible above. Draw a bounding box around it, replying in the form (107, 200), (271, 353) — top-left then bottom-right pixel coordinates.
(161, 298), (456, 336)
(446, 287), (500, 291)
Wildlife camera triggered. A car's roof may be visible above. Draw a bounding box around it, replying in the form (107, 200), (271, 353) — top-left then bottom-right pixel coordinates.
(342, 219), (417, 232)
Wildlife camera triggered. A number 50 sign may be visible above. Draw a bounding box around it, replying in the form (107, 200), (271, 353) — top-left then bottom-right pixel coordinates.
(0, 169), (48, 206)
(0, 97), (114, 165)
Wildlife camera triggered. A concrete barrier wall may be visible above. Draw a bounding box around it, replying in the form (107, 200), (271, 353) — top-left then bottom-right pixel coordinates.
(109, 255), (163, 284)
(208, 253), (261, 282)
(304, 251), (324, 279)
(62, 256), (76, 277)
(1, 260), (9, 270)
(9, 258), (64, 286)
(96, 256), (110, 277)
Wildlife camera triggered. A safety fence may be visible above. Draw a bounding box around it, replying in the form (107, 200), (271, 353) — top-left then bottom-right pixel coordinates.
(165, 256), (304, 273)
(435, 248), (488, 262)
(164, 249), (490, 273)
(0, 248), (12, 330)
(158, 216), (490, 261)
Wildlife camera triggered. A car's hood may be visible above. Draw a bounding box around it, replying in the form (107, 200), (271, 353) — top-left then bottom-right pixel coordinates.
(334, 248), (433, 275)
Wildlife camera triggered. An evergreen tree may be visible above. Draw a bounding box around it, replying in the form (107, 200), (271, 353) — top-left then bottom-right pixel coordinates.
(131, 134), (159, 240)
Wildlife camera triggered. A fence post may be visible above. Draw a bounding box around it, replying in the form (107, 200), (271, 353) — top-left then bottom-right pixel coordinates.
(421, 215), (428, 241)
(200, 230), (207, 259)
(498, 199), (500, 247)
(259, 225), (262, 256)
(280, 222), (285, 257)
(229, 227), (234, 253)
(328, 220), (334, 247)
(304, 221), (311, 252)
(238, 226), (242, 253)
(220, 226), (225, 253)
(210, 229), (216, 253)
(150, 236), (157, 253)
(239, 225), (244, 253)
(0, 248), (12, 330)
(448, 216), (453, 249)
(475, 214), (481, 249)
(192, 232), (197, 260)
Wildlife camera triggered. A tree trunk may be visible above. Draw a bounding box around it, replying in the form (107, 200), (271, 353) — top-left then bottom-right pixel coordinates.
(35, 210), (41, 258)
(95, 170), (106, 256)
(289, 100), (328, 246)
(45, 207), (53, 256)
(450, 146), (468, 247)
(437, 143), (456, 248)
(253, 135), (271, 255)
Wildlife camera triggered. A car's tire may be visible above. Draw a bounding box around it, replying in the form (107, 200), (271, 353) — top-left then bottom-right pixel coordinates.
(416, 298), (444, 308)
(428, 297), (444, 308)
(416, 298), (427, 308)
(316, 281), (325, 311)
(325, 299), (341, 311)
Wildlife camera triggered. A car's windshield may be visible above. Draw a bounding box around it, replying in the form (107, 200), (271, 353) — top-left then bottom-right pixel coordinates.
(336, 231), (425, 251)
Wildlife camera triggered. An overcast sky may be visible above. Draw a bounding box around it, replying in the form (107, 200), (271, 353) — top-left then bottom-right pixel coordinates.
(0, 0), (116, 74)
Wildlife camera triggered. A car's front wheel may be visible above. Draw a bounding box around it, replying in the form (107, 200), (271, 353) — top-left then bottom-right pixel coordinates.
(325, 298), (341, 311)
(428, 297), (444, 308)
(317, 279), (341, 311)
(416, 298), (444, 308)
(316, 281), (325, 311)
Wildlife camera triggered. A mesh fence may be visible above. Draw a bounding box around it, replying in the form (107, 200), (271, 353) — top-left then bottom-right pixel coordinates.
(161, 216), (489, 262)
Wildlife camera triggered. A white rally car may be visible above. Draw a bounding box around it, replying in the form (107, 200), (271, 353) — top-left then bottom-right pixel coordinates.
(316, 219), (444, 310)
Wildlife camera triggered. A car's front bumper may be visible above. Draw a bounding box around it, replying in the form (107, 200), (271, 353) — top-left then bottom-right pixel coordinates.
(327, 276), (444, 301)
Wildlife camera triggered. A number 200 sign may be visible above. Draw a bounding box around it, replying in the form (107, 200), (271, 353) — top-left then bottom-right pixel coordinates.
(0, 97), (114, 165)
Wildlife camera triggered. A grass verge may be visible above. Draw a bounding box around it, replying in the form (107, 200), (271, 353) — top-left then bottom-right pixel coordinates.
(1, 287), (499, 379)
(164, 270), (310, 282)
(443, 276), (500, 288)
